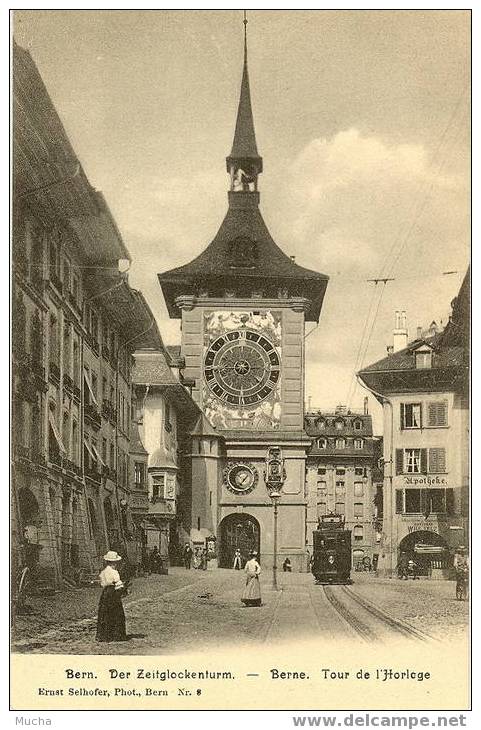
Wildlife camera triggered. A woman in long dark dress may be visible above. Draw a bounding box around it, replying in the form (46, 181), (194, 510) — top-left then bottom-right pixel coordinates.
(96, 551), (127, 642)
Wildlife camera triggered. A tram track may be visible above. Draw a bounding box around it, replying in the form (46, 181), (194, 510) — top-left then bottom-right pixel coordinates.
(318, 584), (433, 643)
(321, 585), (378, 642)
(340, 585), (434, 642)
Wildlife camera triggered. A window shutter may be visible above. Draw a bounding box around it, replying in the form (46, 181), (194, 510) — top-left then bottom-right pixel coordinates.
(420, 449), (428, 474)
(395, 490), (403, 514)
(400, 404), (405, 429)
(396, 449), (404, 475)
(429, 448), (446, 473)
(437, 401), (447, 426)
(428, 401), (448, 427)
(446, 488), (455, 515)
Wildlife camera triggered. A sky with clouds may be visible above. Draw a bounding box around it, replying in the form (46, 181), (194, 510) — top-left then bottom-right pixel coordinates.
(14, 10), (470, 431)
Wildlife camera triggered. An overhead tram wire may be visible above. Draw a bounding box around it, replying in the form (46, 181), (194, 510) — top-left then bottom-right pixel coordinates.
(376, 85), (469, 282)
(343, 86), (468, 408)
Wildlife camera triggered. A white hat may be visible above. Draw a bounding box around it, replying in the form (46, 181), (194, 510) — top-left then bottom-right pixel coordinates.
(103, 550), (122, 561)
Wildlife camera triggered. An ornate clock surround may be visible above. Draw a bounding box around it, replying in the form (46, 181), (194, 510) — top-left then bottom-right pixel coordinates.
(223, 461), (259, 495)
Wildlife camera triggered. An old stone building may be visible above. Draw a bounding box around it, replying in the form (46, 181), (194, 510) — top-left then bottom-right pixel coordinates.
(12, 41), (161, 588)
(304, 404), (381, 569)
(358, 271), (470, 578)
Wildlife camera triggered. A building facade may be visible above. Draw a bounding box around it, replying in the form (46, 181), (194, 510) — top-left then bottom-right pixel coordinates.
(12, 41), (161, 588)
(131, 350), (210, 568)
(358, 272), (470, 578)
(157, 37), (329, 570)
(304, 404), (381, 569)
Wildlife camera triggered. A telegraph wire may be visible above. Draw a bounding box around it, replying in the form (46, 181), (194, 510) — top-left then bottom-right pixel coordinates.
(343, 86), (468, 408)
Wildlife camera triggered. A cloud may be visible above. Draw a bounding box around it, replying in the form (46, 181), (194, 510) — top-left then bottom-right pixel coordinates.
(274, 129), (469, 412)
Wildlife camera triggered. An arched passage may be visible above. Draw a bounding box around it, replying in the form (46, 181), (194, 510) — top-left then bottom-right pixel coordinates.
(399, 530), (449, 575)
(219, 513), (260, 568)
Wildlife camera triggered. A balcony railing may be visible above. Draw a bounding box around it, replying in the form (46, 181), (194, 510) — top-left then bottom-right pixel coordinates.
(49, 448), (62, 467)
(85, 464), (101, 483)
(102, 399), (117, 423)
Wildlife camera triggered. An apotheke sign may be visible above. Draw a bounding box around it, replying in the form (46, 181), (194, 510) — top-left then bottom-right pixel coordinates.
(403, 475), (447, 487)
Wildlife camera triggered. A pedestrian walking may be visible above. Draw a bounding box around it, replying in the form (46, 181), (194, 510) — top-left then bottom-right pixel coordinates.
(149, 546), (163, 574)
(200, 547), (208, 571)
(96, 551), (127, 643)
(183, 543), (193, 569)
(241, 551), (262, 607)
(398, 551), (409, 580)
(233, 549), (242, 570)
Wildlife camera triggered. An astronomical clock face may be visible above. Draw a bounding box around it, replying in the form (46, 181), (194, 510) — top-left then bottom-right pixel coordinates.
(204, 329), (280, 406)
(223, 462), (258, 495)
(203, 310), (282, 430)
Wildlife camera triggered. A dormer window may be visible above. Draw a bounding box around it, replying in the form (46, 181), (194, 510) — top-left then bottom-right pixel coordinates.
(316, 418), (326, 430)
(317, 438), (327, 449)
(335, 419), (344, 430)
(353, 419), (363, 431)
(414, 345), (433, 369)
(335, 437), (346, 449)
(354, 438), (364, 450)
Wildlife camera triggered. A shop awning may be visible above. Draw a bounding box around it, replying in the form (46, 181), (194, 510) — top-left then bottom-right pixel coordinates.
(414, 544), (446, 555)
(48, 411), (66, 453)
(90, 442), (106, 466)
(83, 439), (96, 462)
(83, 368), (98, 406)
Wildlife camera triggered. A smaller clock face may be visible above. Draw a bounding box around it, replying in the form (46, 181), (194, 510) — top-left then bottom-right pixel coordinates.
(224, 463), (258, 495)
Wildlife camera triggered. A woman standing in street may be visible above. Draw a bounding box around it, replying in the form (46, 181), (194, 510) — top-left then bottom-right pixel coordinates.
(96, 551), (127, 642)
(241, 551), (262, 607)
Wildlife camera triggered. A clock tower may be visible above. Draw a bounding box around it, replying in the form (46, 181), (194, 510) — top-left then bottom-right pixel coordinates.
(158, 23), (328, 570)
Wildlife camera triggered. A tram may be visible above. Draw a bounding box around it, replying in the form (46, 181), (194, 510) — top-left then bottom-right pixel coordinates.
(312, 514), (352, 584)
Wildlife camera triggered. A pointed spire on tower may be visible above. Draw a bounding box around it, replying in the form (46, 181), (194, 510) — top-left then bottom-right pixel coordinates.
(226, 10), (263, 177)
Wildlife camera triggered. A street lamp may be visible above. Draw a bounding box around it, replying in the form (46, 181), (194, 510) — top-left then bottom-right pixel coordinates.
(264, 446), (286, 592)
(269, 490), (281, 591)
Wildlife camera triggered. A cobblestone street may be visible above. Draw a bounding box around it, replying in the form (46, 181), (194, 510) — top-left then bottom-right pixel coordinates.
(12, 568), (469, 654)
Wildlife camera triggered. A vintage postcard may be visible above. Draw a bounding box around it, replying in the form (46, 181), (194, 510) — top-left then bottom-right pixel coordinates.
(10, 8), (471, 715)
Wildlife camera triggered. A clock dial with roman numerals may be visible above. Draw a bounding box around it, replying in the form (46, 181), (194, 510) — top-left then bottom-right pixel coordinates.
(204, 329), (280, 406)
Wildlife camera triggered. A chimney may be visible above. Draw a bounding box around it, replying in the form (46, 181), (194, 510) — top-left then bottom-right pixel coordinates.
(363, 396), (369, 415)
(393, 310), (408, 353)
(307, 395), (312, 411)
(416, 326), (423, 339)
(335, 404), (347, 415)
(386, 345), (394, 355)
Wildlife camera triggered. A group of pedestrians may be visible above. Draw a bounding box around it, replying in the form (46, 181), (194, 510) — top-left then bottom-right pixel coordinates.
(182, 543), (208, 570)
(95, 545), (265, 641)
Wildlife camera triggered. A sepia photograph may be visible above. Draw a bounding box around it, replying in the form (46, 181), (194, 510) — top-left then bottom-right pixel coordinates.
(10, 8), (470, 712)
